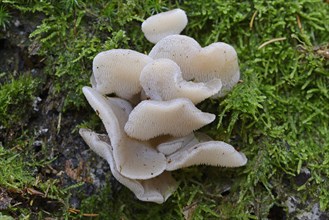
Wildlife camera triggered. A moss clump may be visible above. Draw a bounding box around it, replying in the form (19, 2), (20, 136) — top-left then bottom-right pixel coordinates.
(0, 143), (71, 219)
(3, 0), (177, 110)
(0, 5), (11, 30)
(0, 0), (328, 219)
(0, 74), (40, 128)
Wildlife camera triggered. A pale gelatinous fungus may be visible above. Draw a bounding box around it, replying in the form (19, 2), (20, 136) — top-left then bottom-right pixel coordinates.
(156, 132), (246, 171)
(140, 58), (222, 104)
(166, 140), (247, 171)
(149, 35), (240, 96)
(82, 87), (166, 179)
(91, 49), (153, 100)
(79, 129), (177, 204)
(124, 98), (215, 140)
(141, 9), (188, 44)
(80, 8), (246, 204)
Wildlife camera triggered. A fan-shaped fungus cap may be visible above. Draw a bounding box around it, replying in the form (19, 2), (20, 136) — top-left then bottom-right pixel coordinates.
(166, 140), (247, 171)
(149, 35), (240, 96)
(142, 9), (188, 44)
(92, 49), (153, 100)
(140, 58), (222, 104)
(79, 129), (177, 204)
(82, 86), (166, 180)
(124, 98), (215, 140)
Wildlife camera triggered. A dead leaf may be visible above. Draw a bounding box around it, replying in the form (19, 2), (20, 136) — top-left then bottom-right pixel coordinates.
(183, 202), (198, 220)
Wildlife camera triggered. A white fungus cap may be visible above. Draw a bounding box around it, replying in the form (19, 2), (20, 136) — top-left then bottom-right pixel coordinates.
(124, 98), (216, 140)
(156, 132), (247, 171)
(142, 9), (188, 44)
(82, 86), (166, 180)
(149, 35), (240, 96)
(79, 129), (177, 204)
(140, 58), (222, 104)
(91, 49), (153, 100)
(166, 139), (247, 171)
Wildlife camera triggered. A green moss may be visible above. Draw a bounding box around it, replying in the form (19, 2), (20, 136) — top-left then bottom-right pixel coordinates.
(4, 0), (177, 110)
(0, 74), (40, 128)
(0, 141), (73, 218)
(0, 5), (11, 30)
(1, 0), (329, 219)
(0, 145), (35, 190)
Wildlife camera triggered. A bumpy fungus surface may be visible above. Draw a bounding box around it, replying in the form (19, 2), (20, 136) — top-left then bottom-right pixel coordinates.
(80, 8), (246, 203)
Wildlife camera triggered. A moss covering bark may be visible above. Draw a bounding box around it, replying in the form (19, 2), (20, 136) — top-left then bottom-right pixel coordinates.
(0, 0), (328, 219)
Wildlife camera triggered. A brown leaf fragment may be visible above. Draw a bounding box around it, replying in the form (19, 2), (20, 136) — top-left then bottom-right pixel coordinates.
(26, 187), (45, 197)
(183, 202), (198, 220)
(65, 160), (84, 182)
(65, 159), (93, 183)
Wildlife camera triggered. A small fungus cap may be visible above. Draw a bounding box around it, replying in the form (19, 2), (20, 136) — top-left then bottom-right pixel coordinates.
(124, 98), (216, 140)
(166, 140), (247, 171)
(142, 9), (188, 44)
(140, 58), (222, 104)
(149, 35), (240, 96)
(92, 49), (153, 100)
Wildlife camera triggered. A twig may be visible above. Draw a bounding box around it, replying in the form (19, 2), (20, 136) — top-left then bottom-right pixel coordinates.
(296, 15), (302, 32)
(258, 37), (287, 49)
(57, 112), (62, 134)
(249, 11), (258, 30)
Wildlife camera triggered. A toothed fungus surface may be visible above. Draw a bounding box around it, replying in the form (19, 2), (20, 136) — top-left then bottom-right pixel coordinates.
(80, 8), (247, 203)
